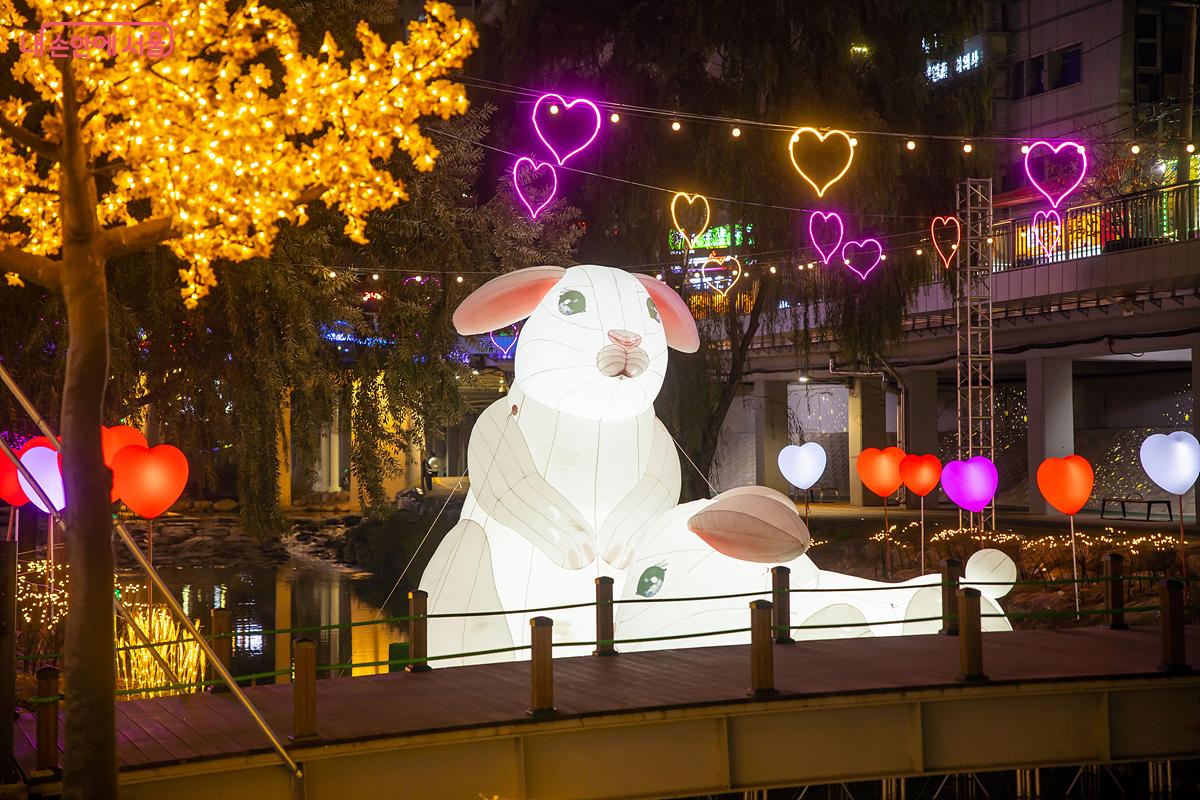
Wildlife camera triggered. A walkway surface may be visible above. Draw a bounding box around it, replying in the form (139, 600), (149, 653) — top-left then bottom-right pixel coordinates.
(14, 625), (1200, 778)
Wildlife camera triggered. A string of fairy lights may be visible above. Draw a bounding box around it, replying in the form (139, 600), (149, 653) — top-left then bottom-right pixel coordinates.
(313, 71), (1174, 287)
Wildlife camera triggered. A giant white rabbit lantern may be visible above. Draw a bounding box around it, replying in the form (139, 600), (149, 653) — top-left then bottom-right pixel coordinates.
(420, 265), (1015, 664)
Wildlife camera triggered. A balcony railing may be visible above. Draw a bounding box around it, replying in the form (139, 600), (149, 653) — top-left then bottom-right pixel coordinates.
(991, 180), (1200, 272)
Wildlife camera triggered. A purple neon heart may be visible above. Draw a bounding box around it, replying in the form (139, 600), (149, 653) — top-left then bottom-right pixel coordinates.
(489, 325), (520, 358)
(512, 158), (557, 219)
(1032, 209), (1061, 256)
(532, 94), (602, 166)
(941, 456), (998, 513)
(840, 239), (883, 280)
(1024, 140), (1087, 209)
(808, 211), (844, 264)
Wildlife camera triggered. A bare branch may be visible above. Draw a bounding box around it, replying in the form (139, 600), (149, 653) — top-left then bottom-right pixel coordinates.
(98, 217), (178, 259)
(0, 247), (62, 289)
(0, 114), (59, 160)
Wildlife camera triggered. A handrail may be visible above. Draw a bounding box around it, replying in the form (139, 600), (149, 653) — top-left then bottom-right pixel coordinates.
(0, 362), (303, 779)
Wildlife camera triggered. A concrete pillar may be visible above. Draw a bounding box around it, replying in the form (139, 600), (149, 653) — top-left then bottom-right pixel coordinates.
(277, 401), (292, 509)
(1192, 337), (1200, 451)
(327, 404), (341, 492)
(849, 377), (887, 507)
(902, 369), (940, 510)
(1026, 355), (1074, 514)
(754, 379), (790, 493)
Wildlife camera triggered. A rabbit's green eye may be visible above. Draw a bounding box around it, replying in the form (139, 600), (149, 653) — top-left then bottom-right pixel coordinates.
(636, 564), (666, 597)
(646, 297), (660, 322)
(558, 289), (586, 316)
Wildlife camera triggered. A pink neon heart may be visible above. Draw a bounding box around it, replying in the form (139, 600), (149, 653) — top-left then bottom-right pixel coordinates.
(1032, 209), (1062, 256)
(840, 239), (883, 280)
(512, 158), (557, 219)
(1024, 141), (1087, 209)
(808, 211), (844, 264)
(489, 324), (521, 358)
(532, 94), (602, 166)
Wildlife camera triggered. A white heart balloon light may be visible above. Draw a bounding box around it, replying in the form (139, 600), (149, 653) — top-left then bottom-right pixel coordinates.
(1140, 431), (1200, 496)
(17, 446), (65, 513)
(778, 442), (827, 490)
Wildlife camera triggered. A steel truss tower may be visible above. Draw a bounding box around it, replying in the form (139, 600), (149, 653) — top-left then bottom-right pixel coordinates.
(954, 179), (995, 531)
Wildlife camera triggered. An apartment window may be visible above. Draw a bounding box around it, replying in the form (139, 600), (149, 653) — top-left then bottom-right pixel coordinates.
(1025, 54), (1046, 95)
(1010, 61), (1025, 99)
(1049, 45), (1082, 89)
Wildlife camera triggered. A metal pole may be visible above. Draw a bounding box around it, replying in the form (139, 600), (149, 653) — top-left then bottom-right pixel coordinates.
(1070, 514), (1080, 618)
(0, 367), (302, 778)
(112, 518), (300, 776)
(920, 495), (926, 574)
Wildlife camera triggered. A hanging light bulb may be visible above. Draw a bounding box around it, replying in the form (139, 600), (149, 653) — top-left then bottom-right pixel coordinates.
(1130, 144), (1141, 154)
(731, 127), (741, 138)
(371, 273), (380, 280)
(962, 142), (973, 153)
(549, 104), (560, 115)
(906, 140), (916, 151)
(327, 270), (337, 278)
(849, 137), (858, 146)
(455, 275), (464, 283)
(671, 120), (681, 132)
(610, 112), (620, 124)
(915, 247), (923, 256)
(1188, 144), (1196, 154)
(1021, 144), (1030, 154)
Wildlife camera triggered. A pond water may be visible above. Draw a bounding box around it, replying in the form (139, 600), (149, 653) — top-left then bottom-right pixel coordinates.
(118, 559), (413, 679)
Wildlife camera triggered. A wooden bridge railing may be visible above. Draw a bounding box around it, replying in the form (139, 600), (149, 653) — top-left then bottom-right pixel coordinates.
(12, 559), (1193, 774)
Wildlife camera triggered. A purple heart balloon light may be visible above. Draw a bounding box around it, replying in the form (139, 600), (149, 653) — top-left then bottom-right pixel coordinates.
(532, 93), (602, 166)
(512, 157), (558, 219)
(941, 456), (998, 513)
(808, 211), (844, 265)
(840, 238), (883, 280)
(1032, 209), (1062, 256)
(1023, 140), (1087, 208)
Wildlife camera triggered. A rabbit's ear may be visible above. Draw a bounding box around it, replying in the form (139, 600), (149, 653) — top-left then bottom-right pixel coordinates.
(453, 266), (566, 334)
(635, 275), (700, 353)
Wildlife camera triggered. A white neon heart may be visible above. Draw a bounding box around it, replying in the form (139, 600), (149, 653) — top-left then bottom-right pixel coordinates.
(777, 442), (826, 490)
(17, 446), (65, 513)
(1139, 431), (1200, 496)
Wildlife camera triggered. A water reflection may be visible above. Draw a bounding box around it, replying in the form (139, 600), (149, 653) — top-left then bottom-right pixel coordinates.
(120, 561), (408, 679)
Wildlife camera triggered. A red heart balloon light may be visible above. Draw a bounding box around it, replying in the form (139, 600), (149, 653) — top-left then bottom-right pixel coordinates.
(112, 445), (189, 519)
(102, 425), (148, 467)
(857, 446), (906, 498)
(0, 454), (28, 507)
(1036, 454), (1094, 516)
(103, 425), (149, 501)
(900, 453), (942, 497)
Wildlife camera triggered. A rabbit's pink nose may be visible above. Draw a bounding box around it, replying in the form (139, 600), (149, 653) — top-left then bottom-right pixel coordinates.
(608, 329), (642, 349)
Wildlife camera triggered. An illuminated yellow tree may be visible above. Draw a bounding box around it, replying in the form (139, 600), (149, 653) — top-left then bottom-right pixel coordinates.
(0, 1), (475, 795)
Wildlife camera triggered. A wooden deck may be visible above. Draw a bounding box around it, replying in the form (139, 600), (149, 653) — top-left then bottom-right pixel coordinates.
(15, 625), (1200, 798)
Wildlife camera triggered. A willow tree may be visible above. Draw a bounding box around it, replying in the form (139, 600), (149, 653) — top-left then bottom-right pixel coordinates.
(0, 0), (475, 794)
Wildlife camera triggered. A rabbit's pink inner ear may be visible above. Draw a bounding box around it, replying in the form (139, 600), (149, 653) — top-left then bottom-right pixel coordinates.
(635, 274), (700, 353)
(453, 266), (566, 335)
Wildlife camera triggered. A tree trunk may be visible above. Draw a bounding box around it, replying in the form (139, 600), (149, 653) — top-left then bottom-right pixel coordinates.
(59, 247), (118, 799)
(682, 277), (772, 501)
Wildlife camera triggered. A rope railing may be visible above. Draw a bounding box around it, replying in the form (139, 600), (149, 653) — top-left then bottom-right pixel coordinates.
(14, 570), (1197, 668)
